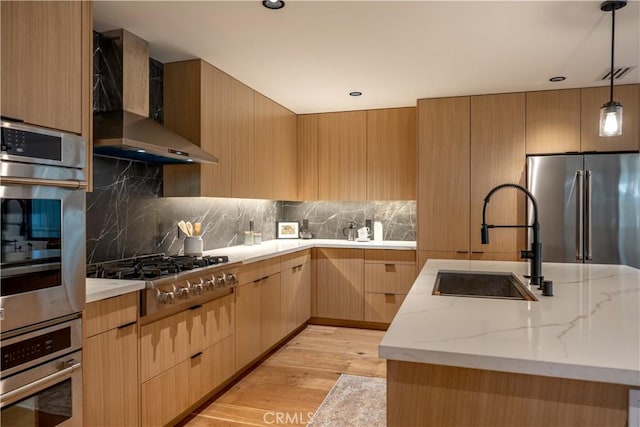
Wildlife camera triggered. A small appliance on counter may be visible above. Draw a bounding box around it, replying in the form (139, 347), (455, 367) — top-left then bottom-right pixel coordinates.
(373, 221), (384, 242)
(299, 219), (312, 239)
(343, 222), (357, 241)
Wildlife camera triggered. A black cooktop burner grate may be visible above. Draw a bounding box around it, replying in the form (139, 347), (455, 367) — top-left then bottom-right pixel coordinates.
(87, 253), (230, 280)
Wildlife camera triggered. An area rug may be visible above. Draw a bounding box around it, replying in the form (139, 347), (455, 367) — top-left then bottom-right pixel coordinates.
(307, 374), (386, 426)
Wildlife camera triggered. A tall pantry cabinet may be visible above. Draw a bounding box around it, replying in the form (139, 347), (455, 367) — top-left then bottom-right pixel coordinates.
(417, 94), (526, 268)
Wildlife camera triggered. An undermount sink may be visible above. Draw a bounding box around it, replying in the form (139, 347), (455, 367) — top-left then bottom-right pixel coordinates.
(433, 270), (537, 301)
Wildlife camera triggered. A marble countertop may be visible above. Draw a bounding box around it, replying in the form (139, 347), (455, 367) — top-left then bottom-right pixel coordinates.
(86, 239), (416, 303)
(86, 278), (146, 304)
(379, 259), (640, 386)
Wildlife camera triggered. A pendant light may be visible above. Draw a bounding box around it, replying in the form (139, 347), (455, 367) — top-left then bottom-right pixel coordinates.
(599, 0), (627, 137)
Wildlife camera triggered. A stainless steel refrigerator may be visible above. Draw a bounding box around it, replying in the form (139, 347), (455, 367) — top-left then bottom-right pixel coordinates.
(527, 153), (640, 269)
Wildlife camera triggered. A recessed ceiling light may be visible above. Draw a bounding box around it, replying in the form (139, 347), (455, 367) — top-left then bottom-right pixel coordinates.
(549, 76), (566, 82)
(349, 91), (362, 97)
(262, 0), (285, 10)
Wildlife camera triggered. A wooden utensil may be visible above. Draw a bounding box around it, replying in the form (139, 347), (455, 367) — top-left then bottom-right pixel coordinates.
(194, 222), (202, 236)
(177, 220), (190, 236)
(186, 222), (194, 237)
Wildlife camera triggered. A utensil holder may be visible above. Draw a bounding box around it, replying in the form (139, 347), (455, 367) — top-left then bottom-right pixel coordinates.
(184, 236), (203, 256)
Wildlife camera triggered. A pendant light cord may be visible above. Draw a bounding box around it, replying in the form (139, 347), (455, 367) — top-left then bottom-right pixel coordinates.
(609, 6), (615, 103)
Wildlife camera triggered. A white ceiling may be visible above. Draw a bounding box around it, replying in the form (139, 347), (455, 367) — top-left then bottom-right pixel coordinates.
(94, 1), (640, 114)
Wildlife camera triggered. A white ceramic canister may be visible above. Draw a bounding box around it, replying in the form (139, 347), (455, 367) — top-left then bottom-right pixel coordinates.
(184, 236), (203, 256)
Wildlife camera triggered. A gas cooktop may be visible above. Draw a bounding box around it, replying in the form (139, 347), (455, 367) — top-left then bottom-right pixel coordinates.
(87, 253), (230, 281)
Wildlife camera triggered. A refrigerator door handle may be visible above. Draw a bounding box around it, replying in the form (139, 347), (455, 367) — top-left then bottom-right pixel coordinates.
(585, 170), (593, 261)
(576, 170), (584, 261)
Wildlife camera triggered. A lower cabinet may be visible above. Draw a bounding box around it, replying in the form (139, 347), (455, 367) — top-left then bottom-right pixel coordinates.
(315, 248), (364, 321)
(364, 250), (416, 323)
(236, 257), (283, 370)
(83, 293), (139, 427)
(281, 250), (311, 335)
(141, 335), (235, 427)
(139, 293), (236, 426)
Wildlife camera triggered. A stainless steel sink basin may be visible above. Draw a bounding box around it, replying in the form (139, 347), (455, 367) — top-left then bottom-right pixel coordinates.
(433, 270), (537, 301)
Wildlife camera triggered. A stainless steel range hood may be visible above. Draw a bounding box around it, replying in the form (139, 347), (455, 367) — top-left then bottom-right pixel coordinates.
(93, 29), (218, 164)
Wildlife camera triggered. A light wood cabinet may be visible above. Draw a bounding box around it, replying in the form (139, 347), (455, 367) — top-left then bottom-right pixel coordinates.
(526, 89), (581, 154)
(164, 59), (297, 200)
(366, 107), (417, 200)
(363, 250), (416, 323)
(83, 294), (138, 427)
(281, 251), (311, 335)
(236, 260), (283, 370)
(0, 1), (91, 135)
(318, 111), (368, 200)
(470, 93), (526, 257)
(315, 248), (364, 321)
(141, 335), (235, 427)
(417, 94), (525, 262)
(164, 60), (254, 198)
(1, 1), (93, 188)
(254, 93), (297, 200)
(417, 97), (470, 255)
(297, 115), (319, 200)
(580, 84), (639, 152)
(304, 108), (416, 201)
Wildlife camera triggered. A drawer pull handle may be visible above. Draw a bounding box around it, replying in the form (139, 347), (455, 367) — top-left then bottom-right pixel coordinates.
(384, 263), (395, 267)
(188, 304), (203, 310)
(117, 321), (136, 329)
(191, 352), (203, 359)
(384, 293), (395, 297)
(253, 278), (262, 284)
(456, 251), (468, 254)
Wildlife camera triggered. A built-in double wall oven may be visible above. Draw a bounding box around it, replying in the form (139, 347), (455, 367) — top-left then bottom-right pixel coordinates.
(1, 120), (86, 426)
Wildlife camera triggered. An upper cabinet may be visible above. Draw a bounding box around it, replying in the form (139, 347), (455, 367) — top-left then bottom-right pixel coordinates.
(526, 89), (581, 154)
(300, 107), (417, 201)
(525, 84), (639, 154)
(254, 93), (297, 201)
(318, 111), (368, 200)
(163, 59), (296, 200)
(1, 1), (92, 136)
(297, 115), (319, 200)
(1, 1), (93, 187)
(367, 107), (417, 200)
(580, 84), (639, 152)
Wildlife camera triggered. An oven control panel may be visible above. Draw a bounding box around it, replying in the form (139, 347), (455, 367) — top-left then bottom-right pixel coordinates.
(1, 126), (62, 161)
(1, 327), (70, 371)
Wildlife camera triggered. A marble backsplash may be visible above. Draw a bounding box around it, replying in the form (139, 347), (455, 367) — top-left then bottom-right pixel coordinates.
(86, 156), (277, 263)
(278, 201), (416, 241)
(87, 157), (416, 263)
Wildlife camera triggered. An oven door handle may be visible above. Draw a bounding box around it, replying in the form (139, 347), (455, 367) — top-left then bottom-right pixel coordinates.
(0, 176), (87, 189)
(0, 359), (81, 408)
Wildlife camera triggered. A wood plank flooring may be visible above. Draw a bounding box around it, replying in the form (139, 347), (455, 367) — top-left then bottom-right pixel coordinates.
(178, 325), (386, 426)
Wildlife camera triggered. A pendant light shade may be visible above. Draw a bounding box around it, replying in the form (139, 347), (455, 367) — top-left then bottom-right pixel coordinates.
(599, 0), (627, 137)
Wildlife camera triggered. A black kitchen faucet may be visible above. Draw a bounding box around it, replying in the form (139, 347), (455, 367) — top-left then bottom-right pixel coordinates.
(481, 183), (551, 296)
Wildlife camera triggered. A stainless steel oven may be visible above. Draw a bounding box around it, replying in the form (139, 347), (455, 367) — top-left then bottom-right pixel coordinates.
(1, 316), (82, 427)
(1, 120), (86, 334)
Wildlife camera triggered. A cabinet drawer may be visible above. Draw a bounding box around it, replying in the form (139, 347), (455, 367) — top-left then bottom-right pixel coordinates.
(238, 257), (281, 284)
(365, 263), (416, 294)
(365, 249), (416, 264)
(364, 292), (406, 323)
(84, 292), (138, 337)
(281, 249), (311, 271)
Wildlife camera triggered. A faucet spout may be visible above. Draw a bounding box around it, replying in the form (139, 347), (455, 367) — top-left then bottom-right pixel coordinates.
(481, 183), (544, 290)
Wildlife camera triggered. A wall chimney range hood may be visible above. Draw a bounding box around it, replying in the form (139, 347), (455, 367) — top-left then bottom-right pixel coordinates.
(93, 29), (218, 164)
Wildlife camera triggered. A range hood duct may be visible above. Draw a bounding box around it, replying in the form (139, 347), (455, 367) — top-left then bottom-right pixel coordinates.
(93, 29), (218, 164)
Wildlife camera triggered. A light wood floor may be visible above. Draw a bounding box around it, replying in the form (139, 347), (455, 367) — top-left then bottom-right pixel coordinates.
(179, 325), (386, 427)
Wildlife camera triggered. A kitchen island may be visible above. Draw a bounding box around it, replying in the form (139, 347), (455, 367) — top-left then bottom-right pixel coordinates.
(380, 259), (640, 426)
